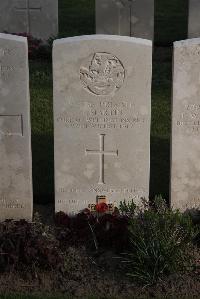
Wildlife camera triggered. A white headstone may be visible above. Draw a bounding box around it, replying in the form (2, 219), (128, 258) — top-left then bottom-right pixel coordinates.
(53, 35), (152, 215)
(96, 0), (154, 40)
(171, 38), (200, 211)
(188, 0), (200, 38)
(0, 0), (58, 40)
(0, 33), (33, 221)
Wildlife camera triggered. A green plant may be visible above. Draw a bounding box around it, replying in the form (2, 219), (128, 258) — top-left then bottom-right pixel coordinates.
(123, 198), (196, 286)
(119, 200), (137, 217)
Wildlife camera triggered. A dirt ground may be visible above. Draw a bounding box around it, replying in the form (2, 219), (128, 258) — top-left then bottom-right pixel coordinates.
(0, 246), (200, 299)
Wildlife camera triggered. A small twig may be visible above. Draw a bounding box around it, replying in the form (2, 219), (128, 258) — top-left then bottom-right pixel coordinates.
(87, 221), (98, 251)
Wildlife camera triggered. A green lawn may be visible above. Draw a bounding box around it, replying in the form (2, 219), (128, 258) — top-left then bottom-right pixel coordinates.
(31, 0), (189, 203)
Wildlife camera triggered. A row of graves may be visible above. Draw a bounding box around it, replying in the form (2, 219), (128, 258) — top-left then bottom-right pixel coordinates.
(0, 0), (200, 40)
(0, 33), (200, 220)
(0, 1), (200, 221)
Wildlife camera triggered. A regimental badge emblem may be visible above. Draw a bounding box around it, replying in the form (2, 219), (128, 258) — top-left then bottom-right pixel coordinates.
(80, 52), (125, 96)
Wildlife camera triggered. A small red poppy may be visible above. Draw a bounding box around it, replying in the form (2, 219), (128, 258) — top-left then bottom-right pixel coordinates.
(96, 202), (109, 213)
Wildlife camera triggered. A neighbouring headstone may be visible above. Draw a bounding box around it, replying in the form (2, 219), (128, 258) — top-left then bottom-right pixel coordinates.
(188, 0), (200, 38)
(171, 38), (200, 211)
(96, 0), (154, 40)
(0, 0), (58, 40)
(53, 35), (152, 215)
(0, 33), (33, 221)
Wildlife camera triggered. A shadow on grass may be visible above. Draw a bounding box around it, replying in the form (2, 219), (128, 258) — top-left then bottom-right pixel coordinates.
(31, 134), (54, 204)
(150, 136), (170, 202)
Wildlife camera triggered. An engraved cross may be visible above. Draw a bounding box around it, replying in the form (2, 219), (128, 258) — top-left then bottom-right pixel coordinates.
(85, 134), (118, 185)
(15, 0), (42, 34)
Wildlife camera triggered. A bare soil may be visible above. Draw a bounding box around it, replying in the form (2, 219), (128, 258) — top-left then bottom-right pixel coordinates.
(0, 247), (200, 299)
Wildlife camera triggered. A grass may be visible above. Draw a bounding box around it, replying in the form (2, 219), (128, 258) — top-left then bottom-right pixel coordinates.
(30, 61), (54, 202)
(31, 0), (189, 203)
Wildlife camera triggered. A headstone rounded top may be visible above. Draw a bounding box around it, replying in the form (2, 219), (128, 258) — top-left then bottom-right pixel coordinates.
(174, 38), (200, 48)
(0, 33), (27, 42)
(53, 34), (152, 47)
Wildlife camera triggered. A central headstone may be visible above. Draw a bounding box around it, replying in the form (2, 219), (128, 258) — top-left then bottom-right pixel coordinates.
(96, 0), (154, 40)
(0, 0), (58, 40)
(0, 33), (32, 221)
(53, 35), (152, 215)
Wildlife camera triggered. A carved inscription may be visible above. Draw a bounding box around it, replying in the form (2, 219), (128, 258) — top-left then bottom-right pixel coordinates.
(176, 104), (200, 134)
(0, 63), (15, 80)
(57, 100), (145, 129)
(0, 197), (25, 209)
(80, 53), (125, 96)
(58, 186), (145, 200)
(0, 47), (18, 80)
(85, 134), (118, 184)
(56, 185), (146, 214)
(0, 115), (23, 136)
(0, 48), (14, 57)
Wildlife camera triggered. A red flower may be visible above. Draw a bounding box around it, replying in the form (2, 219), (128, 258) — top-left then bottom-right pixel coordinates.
(96, 202), (108, 213)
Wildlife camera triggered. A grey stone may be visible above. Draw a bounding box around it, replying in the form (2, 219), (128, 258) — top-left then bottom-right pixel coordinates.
(188, 0), (200, 38)
(171, 38), (200, 211)
(96, 0), (154, 40)
(0, 0), (58, 40)
(0, 33), (33, 221)
(53, 35), (152, 215)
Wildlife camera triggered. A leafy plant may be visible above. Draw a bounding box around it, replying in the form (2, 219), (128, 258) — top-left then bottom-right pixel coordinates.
(55, 209), (129, 252)
(119, 199), (137, 217)
(123, 197), (196, 285)
(0, 219), (63, 272)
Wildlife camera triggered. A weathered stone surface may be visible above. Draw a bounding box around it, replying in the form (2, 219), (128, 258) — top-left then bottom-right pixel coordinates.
(188, 0), (200, 38)
(96, 0), (154, 40)
(171, 38), (200, 211)
(0, 0), (58, 40)
(53, 35), (152, 215)
(0, 33), (33, 221)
